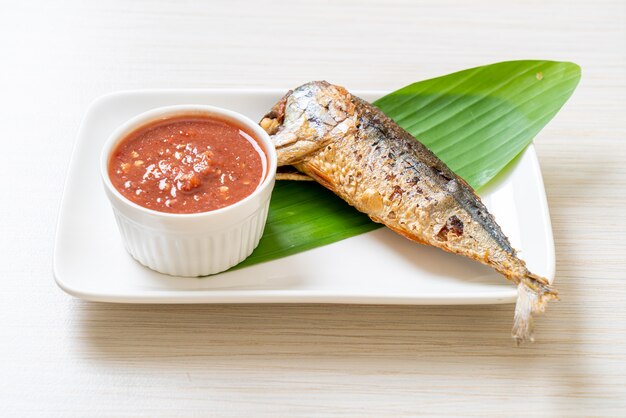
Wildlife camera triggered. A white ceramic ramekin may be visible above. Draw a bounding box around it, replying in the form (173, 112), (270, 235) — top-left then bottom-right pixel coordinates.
(100, 105), (277, 277)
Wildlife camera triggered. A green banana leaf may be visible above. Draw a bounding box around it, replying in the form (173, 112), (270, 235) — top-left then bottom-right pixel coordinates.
(375, 60), (580, 188)
(233, 60), (580, 270)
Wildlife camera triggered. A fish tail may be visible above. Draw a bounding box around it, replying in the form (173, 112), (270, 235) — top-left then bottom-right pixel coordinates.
(512, 272), (559, 345)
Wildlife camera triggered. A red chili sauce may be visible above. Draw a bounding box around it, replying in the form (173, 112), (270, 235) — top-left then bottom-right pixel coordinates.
(109, 114), (266, 214)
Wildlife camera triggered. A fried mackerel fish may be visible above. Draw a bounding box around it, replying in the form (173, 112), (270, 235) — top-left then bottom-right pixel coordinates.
(260, 81), (558, 343)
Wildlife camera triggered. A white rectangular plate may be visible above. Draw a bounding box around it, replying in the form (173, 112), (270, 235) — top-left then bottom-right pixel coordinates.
(53, 89), (555, 304)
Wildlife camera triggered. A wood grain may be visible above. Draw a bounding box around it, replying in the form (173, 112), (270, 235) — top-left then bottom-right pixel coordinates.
(1, 0), (625, 416)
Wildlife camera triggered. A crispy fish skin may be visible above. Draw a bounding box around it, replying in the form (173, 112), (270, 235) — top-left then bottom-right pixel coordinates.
(260, 81), (558, 343)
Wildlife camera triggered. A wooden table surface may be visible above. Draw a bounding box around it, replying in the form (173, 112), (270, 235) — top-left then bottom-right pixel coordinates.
(1, 0), (625, 416)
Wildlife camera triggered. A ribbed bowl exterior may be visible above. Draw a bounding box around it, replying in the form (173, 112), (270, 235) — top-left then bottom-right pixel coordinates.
(112, 201), (270, 277)
(101, 105), (277, 278)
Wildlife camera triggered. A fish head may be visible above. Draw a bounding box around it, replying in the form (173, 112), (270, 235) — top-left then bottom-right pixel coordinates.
(260, 81), (358, 166)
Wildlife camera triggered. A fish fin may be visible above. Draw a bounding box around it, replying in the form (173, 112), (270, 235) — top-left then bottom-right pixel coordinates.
(276, 166), (314, 181)
(297, 163), (337, 193)
(276, 172), (314, 181)
(512, 273), (559, 345)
